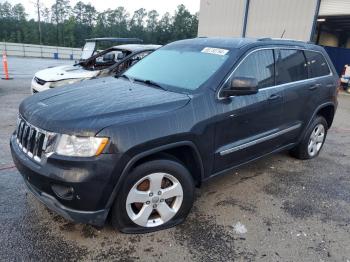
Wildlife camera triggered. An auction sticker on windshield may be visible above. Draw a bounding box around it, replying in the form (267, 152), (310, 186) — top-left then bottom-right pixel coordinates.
(201, 47), (229, 56)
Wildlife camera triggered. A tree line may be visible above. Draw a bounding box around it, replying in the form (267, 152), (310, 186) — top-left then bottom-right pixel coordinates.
(0, 0), (198, 47)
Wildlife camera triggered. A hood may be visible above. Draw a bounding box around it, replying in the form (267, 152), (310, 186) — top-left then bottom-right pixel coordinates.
(20, 77), (190, 135)
(35, 65), (99, 82)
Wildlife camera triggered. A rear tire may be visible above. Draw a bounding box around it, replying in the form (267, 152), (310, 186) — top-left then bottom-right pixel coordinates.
(111, 159), (195, 233)
(290, 116), (328, 160)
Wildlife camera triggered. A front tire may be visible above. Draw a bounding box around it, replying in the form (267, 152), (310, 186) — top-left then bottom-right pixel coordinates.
(111, 159), (195, 233)
(290, 116), (328, 160)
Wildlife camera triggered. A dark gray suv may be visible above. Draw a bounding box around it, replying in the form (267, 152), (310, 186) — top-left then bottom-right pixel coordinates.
(11, 37), (338, 233)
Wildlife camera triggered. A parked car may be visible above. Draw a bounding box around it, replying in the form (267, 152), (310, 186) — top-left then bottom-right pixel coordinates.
(11, 37), (338, 233)
(31, 43), (161, 93)
(79, 37), (143, 61)
(340, 64), (350, 91)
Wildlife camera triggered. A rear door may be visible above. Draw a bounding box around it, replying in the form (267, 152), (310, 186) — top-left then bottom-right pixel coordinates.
(304, 50), (334, 107)
(275, 49), (309, 144)
(214, 48), (285, 172)
(280, 49), (333, 145)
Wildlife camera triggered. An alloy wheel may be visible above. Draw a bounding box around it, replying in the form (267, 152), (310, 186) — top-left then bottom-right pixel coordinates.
(307, 123), (325, 157)
(126, 172), (183, 227)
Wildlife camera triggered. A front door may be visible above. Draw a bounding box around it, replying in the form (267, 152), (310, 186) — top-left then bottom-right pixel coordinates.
(213, 48), (285, 173)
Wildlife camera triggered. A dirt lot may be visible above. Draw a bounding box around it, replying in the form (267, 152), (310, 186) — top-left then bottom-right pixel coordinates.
(1, 57), (350, 261)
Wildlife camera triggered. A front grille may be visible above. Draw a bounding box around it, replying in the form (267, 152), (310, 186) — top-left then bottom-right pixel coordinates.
(15, 117), (53, 162)
(32, 89), (38, 94)
(34, 77), (46, 86)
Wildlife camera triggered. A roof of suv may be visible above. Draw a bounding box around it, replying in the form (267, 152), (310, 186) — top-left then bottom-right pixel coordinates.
(170, 37), (318, 50)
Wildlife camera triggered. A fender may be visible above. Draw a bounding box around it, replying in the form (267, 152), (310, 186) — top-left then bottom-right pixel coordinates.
(104, 141), (204, 210)
(298, 102), (336, 143)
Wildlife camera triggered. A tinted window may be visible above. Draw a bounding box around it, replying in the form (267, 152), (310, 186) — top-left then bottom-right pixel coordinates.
(305, 51), (330, 78)
(277, 50), (308, 84)
(231, 49), (275, 89)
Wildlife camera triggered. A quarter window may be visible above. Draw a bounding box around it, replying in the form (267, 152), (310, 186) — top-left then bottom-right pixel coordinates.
(276, 50), (308, 85)
(231, 49), (275, 89)
(304, 51), (330, 78)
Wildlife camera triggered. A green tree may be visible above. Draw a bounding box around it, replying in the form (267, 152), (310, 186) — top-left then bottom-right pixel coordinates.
(145, 10), (159, 43)
(130, 8), (147, 28)
(0, 1), (12, 19)
(0, 1), (199, 47)
(41, 7), (51, 23)
(128, 8), (146, 39)
(12, 3), (27, 21)
(51, 0), (71, 45)
(73, 1), (96, 27)
(172, 4), (198, 41)
(156, 12), (173, 44)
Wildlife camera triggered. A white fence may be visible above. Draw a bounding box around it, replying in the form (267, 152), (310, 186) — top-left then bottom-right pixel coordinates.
(0, 42), (82, 60)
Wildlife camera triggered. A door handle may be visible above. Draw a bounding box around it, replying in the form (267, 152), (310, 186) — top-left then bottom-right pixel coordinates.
(268, 94), (282, 100)
(309, 83), (321, 90)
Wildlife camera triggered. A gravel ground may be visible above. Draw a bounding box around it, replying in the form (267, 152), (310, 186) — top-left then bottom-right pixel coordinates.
(1, 57), (350, 261)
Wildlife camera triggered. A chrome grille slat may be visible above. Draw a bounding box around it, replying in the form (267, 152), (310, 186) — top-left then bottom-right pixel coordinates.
(27, 128), (34, 151)
(18, 121), (25, 143)
(32, 131), (40, 157)
(14, 116), (55, 163)
(22, 125), (29, 151)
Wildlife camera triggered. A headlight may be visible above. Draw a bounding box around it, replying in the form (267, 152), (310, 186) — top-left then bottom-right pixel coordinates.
(55, 134), (109, 157)
(49, 78), (84, 88)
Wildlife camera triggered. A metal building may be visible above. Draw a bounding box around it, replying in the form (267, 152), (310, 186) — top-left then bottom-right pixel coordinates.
(198, 0), (350, 48)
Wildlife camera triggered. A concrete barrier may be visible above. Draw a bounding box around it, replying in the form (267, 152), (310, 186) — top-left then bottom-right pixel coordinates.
(0, 42), (82, 60)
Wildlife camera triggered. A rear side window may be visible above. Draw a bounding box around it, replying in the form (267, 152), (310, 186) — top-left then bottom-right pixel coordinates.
(304, 51), (330, 78)
(231, 49), (275, 89)
(276, 49), (308, 85)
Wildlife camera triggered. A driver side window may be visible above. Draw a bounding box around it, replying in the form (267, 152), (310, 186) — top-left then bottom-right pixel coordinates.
(231, 49), (275, 89)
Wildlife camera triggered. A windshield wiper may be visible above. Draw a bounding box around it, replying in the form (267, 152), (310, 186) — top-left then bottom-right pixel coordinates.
(116, 75), (167, 91)
(116, 74), (133, 82)
(134, 78), (167, 91)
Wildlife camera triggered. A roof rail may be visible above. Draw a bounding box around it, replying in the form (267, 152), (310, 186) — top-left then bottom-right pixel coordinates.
(258, 38), (307, 44)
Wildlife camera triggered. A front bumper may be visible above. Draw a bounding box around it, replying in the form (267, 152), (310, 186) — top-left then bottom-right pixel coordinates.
(10, 134), (120, 226)
(23, 176), (108, 225)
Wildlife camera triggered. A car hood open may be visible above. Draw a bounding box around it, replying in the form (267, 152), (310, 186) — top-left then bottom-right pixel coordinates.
(35, 65), (99, 82)
(20, 77), (190, 135)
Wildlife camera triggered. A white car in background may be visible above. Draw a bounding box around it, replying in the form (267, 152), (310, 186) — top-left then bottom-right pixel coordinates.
(31, 38), (160, 93)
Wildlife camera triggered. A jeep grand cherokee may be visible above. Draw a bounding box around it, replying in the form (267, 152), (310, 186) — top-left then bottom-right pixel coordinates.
(11, 37), (338, 233)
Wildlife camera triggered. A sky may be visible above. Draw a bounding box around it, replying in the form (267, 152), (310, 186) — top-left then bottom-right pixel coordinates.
(2, 0), (201, 19)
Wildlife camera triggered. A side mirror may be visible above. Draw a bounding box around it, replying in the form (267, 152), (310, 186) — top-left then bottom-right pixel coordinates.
(103, 53), (115, 62)
(221, 77), (259, 97)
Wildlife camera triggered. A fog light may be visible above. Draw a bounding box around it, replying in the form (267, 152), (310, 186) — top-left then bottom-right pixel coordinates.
(51, 184), (74, 200)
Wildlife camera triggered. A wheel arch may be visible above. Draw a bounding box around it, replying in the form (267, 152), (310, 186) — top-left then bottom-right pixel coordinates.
(105, 141), (204, 210)
(317, 104), (335, 128)
(300, 102), (336, 142)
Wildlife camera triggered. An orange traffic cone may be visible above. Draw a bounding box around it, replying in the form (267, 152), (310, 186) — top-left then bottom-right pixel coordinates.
(2, 51), (12, 80)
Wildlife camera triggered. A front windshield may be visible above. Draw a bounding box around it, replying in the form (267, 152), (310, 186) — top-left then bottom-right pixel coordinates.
(124, 46), (230, 92)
